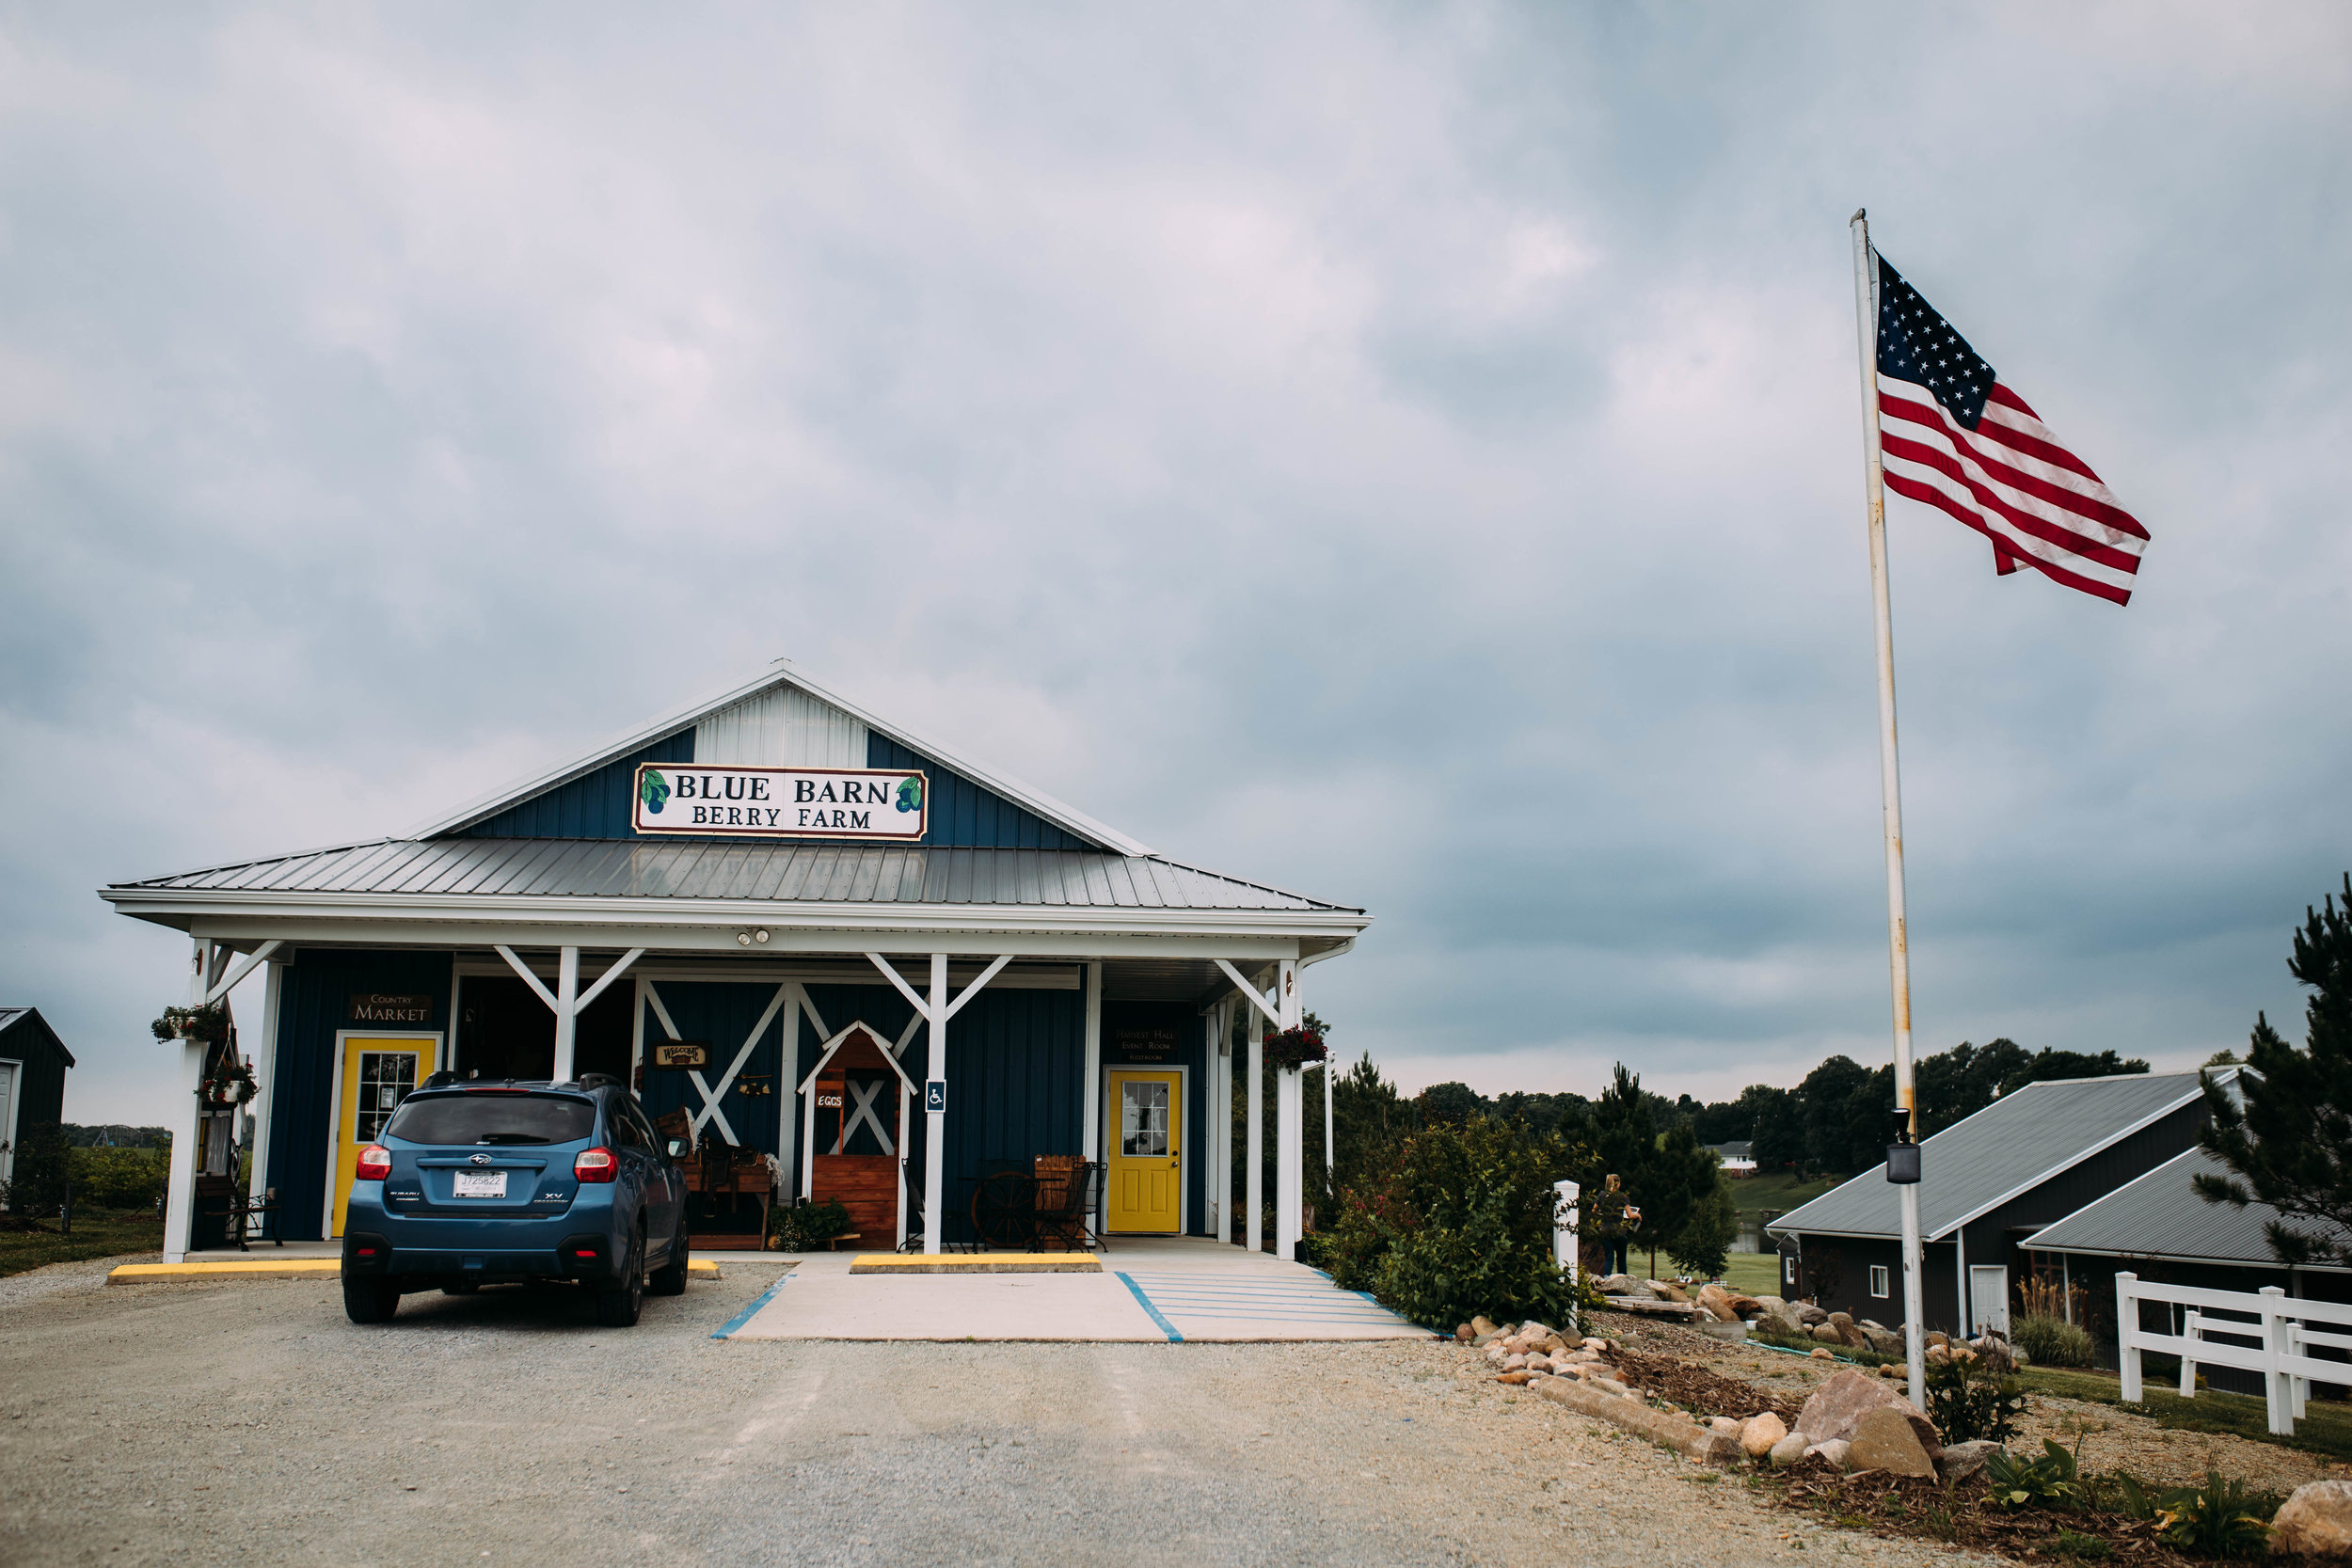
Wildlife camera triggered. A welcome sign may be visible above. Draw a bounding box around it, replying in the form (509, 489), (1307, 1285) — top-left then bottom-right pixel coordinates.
(632, 763), (929, 841)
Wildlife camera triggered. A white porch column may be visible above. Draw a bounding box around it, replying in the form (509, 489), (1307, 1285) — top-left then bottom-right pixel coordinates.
(246, 957), (286, 1227)
(550, 946), (580, 1081)
(1323, 1053), (1335, 1180)
(1246, 990), (1263, 1256)
(1081, 959), (1103, 1165)
(1276, 958), (1302, 1262)
(922, 952), (946, 1256)
(162, 937), (209, 1264)
(1211, 1003), (1232, 1244)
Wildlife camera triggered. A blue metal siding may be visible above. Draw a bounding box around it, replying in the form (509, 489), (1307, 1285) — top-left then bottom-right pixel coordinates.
(263, 949), (453, 1241)
(866, 735), (1089, 850)
(634, 980), (792, 1155)
(462, 732), (695, 839)
(450, 727), (1091, 852)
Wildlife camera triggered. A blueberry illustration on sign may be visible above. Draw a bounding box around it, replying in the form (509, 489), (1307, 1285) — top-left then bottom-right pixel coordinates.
(896, 776), (923, 815)
(925, 1081), (946, 1114)
(640, 768), (671, 815)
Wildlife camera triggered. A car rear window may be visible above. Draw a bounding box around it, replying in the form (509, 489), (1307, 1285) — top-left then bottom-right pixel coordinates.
(382, 1093), (597, 1147)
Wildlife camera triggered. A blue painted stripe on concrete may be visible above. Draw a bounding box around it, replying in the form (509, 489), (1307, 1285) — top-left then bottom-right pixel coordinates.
(712, 1271), (794, 1339)
(1115, 1272), (1184, 1342)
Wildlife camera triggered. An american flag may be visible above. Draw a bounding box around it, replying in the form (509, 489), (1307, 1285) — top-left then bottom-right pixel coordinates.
(1873, 254), (2150, 606)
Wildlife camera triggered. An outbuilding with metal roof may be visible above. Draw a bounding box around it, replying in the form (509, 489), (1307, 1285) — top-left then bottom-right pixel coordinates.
(1767, 1069), (2232, 1337)
(103, 660), (1369, 1264)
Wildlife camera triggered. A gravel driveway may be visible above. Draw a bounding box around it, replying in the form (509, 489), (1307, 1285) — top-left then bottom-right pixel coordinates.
(0, 1258), (2001, 1567)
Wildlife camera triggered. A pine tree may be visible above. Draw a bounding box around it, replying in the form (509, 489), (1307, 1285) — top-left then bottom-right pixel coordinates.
(2196, 874), (2352, 1267)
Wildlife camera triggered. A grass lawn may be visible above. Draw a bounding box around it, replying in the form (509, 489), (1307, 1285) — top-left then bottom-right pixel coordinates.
(1718, 1251), (1786, 1297)
(2019, 1362), (2352, 1465)
(0, 1210), (163, 1279)
(1729, 1168), (1841, 1222)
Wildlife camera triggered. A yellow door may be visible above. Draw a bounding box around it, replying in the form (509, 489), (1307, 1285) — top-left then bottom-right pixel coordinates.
(332, 1037), (437, 1237)
(1106, 1070), (1183, 1233)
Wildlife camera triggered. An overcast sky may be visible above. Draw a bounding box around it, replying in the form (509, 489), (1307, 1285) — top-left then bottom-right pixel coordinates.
(3, 5), (2347, 1127)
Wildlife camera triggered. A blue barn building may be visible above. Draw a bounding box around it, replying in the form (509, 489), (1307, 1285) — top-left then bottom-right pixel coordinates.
(104, 661), (1368, 1262)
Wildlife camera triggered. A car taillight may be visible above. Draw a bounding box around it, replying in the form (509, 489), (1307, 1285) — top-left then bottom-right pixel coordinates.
(574, 1148), (617, 1183)
(356, 1146), (392, 1181)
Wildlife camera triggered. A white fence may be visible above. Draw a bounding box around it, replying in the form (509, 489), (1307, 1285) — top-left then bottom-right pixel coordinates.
(2115, 1271), (2352, 1436)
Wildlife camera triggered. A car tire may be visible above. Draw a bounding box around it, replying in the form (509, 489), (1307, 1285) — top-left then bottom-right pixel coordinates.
(343, 1277), (402, 1323)
(596, 1227), (645, 1328)
(650, 1222), (690, 1297)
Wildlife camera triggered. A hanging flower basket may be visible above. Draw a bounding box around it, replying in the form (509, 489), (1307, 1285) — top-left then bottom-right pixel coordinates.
(1261, 1024), (1328, 1071)
(152, 1003), (231, 1046)
(200, 1058), (259, 1107)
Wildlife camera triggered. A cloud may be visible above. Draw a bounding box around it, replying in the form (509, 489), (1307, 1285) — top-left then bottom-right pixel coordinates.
(0, 4), (2345, 1122)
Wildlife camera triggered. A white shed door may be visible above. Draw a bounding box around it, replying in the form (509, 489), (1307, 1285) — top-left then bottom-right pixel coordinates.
(0, 1060), (16, 1185)
(1970, 1265), (2010, 1336)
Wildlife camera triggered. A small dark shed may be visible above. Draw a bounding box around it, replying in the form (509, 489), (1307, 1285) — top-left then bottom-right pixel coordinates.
(1768, 1069), (2229, 1337)
(0, 1008), (76, 1192)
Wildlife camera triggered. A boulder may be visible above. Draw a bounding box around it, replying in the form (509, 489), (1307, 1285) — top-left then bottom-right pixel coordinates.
(1861, 1325), (1903, 1357)
(1739, 1412), (1788, 1458)
(1648, 1280), (1692, 1302)
(1845, 1405), (1937, 1478)
(1797, 1304), (1829, 1327)
(1708, 1416), (1740, 1434)
(1581, 1337), (1610, 1351)
(1496, 1370), (1535, 1386)
(2272, 1479), (2352, 1558)
(1805, 1438), (1851, 1470)
(1729, 1294), (1764, 1316)
(1934, 1440), (2001, 1486)
(1697, 1283), (1741, 1323)
(1470, 1315), (1500, 1338)
(1454, 1323), (1475, 1343)
(1597, 1274), (1645, 1297)
(1809, 1347), (1835, 1360)
(1501, 1353), (1529, 1371)
(1811, 1323), (1845, 1344)
(1519, 1322), (1556, 1341)
(1968, 1336), (2016, 1374)
(1769, 1432), (1810, 1468)
(1792, 1369), (1943, 1461)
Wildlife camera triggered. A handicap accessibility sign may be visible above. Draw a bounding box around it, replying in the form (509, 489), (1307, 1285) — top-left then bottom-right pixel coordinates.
(925, 1081), (946, 1114)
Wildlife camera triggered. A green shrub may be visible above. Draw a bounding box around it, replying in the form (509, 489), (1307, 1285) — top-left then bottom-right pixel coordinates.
(2154, 1470), (2277, 1560)
(1986, 1438), (2086, 1512)
(2012, 1312), (2098, 1368)
(767, 1198), (850, 1252)
(1927, 1350), (2026, 1443)
(70, 1147), (168, 1212)
(1324, 1115), (1583, 1332)
(2, 1123), (71, 1214)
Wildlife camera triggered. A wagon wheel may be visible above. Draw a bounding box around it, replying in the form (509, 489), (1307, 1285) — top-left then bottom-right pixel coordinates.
(970, 1171), (1037, 1251)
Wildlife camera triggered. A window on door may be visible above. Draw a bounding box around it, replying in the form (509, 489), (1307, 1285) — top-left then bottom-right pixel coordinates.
(354, 1052), (418, 1141)
(1120, 1080), (1169, 1157)
(1870, 1264), (1890, 1298)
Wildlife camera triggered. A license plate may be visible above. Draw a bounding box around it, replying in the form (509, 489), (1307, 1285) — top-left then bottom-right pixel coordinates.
(453, 1170), (508, 1198)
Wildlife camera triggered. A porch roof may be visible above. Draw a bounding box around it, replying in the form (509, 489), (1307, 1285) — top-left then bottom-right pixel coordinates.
(107, 836), (1355, 912)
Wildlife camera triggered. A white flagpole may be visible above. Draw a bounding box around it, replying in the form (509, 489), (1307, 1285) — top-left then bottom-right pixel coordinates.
(1851, 208), (1928, 1411)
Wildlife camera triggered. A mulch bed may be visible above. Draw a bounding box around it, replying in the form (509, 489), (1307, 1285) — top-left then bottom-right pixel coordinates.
(1611, 1346), (1803, 1425)
(1769, 1465), (2332, 1566)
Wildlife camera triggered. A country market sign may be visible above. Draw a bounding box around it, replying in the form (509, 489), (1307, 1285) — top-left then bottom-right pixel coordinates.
(633, 763), (929, 841)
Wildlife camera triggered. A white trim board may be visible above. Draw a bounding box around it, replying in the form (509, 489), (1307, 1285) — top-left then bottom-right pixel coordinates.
(0, 1056), (20, 1191)
(451, 958), (1081, 990)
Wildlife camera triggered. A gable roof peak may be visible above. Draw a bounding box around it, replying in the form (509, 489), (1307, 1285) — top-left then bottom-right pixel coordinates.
(408, 659), (1152, 856)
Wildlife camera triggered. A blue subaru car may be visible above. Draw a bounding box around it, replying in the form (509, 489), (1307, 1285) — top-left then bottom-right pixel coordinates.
(340, 1073), (691, 1327)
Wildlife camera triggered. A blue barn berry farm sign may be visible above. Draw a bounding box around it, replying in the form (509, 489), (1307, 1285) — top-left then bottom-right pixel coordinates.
(632, 763), (929, 841)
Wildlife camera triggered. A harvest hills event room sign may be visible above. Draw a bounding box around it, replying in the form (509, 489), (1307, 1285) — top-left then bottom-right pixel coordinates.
(633, 763), (929, 841)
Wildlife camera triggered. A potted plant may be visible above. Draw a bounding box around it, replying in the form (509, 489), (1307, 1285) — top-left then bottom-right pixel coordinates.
(1261, 1023), (1328, 1070)
(151, 1003), (231, 1046)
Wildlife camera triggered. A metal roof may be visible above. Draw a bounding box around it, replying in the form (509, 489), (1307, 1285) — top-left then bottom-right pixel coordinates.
(407, 660), (1154, 857)
(0, 1006), (74, 1066)
(1768, 1070), (2217, 1243)
(2027, 1147), (2352, 1272)
(106, 838), (1358, 913)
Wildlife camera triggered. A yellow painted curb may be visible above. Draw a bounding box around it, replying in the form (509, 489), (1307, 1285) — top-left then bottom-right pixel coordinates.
(849, 1253), (1102, 1275)
(108, 1258), (723, 1284)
